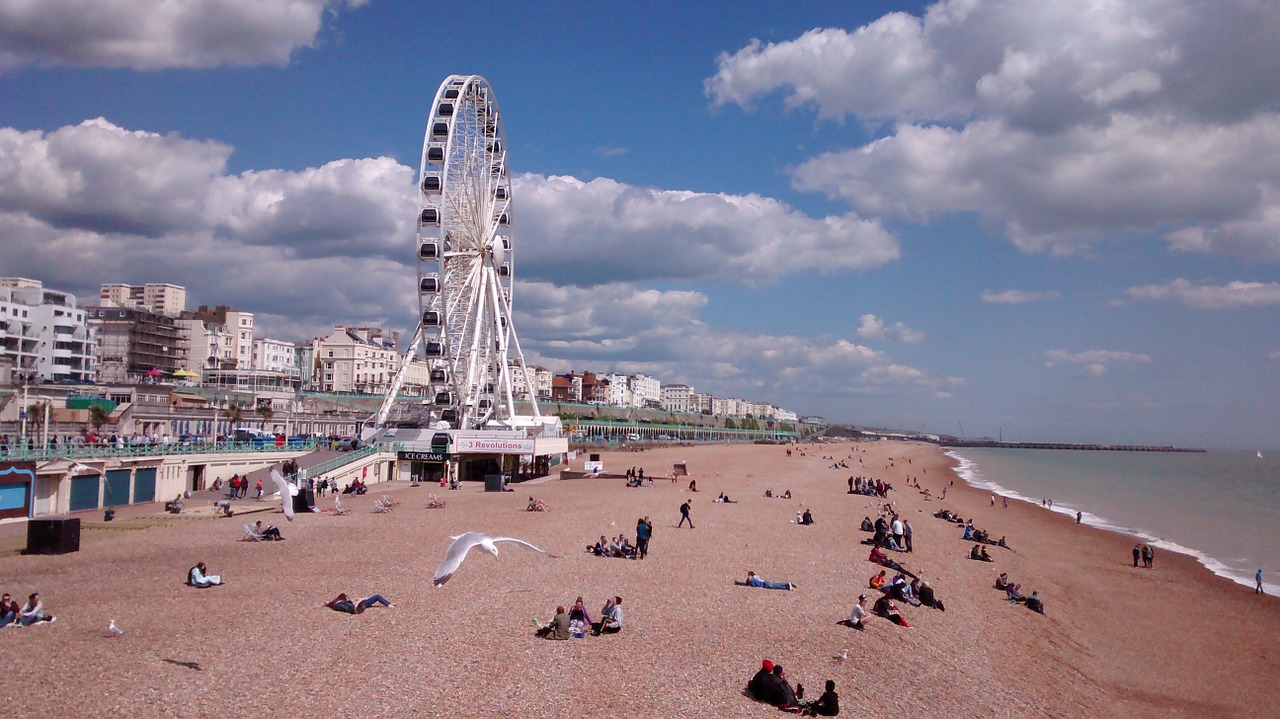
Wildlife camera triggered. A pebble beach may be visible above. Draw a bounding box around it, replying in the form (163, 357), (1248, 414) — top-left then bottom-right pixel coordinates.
(1, 440), (1276, 718)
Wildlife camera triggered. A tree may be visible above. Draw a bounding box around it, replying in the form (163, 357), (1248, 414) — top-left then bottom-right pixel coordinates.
(88, 404), (111, 434)
(226, 401), (244, 427)
(724, 418), (737, 429)
(257, 404), (275, 430)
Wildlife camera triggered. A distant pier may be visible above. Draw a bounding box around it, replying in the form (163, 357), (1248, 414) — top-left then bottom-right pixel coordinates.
(942, 440), (1206, 453)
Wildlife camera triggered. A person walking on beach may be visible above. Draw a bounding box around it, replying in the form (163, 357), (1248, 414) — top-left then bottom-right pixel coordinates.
(903, 520), (914, 553)
(678, 499), (694, 528)
(1257, 569), (1264, 595)
(1142, 545), (1154, 569)
(636, 516), (652, 559)
(1076, 511), (1082, 524)
(1133, 545), (1141, 568)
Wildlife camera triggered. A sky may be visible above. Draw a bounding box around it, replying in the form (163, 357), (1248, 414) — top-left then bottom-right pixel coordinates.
(1, 0), (1278, 449)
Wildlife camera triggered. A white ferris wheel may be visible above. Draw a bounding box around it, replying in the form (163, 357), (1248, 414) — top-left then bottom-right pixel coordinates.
(373, 74), (543, 432)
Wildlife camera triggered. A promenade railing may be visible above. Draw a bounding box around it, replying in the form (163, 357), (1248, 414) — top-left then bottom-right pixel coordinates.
(0, 439), (322, 463)
(304, 443), (390, 479)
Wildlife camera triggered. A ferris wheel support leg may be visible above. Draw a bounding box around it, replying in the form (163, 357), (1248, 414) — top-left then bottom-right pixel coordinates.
(370, 324), (426, 433)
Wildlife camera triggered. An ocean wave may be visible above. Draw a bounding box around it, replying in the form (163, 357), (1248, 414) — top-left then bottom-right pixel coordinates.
(943, 449), (1269, 592)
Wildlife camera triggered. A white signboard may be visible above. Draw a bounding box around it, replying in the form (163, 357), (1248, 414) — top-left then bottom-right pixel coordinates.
(584, 460), (603, 472)
(455, 436), (536, 454)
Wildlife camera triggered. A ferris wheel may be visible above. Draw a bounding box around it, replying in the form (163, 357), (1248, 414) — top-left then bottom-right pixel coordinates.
(410, 74), (539, 430)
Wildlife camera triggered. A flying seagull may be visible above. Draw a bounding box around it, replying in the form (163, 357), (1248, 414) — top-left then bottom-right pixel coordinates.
(433, 531), (556, 587)
(108, 619), (124, 637)
(270, 467), (295, 521)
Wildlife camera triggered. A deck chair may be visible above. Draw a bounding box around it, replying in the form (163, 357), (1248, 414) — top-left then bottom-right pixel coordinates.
(333, 495), (351, 516)
(425, 494), (446, 509)
(242, 523), (265, 541)
(373, 499), (391, 513)
(382, 494), (401, 509)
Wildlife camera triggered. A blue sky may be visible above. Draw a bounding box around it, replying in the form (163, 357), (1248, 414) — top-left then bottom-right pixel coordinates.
(2, 0), (1278, 449)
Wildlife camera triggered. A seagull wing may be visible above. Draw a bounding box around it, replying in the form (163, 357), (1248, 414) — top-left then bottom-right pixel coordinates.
(270, 468), (294, 521)
(492, 536), (558, 559)
(433, 532), (487, 587)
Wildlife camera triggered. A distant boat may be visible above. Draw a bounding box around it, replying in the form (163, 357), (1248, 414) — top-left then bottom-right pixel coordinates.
(1259, 451), (1264, 459)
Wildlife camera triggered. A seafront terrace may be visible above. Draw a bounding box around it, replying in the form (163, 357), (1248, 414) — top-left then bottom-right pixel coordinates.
(0, 438), (324, 463)
(568, 419), (797, 443)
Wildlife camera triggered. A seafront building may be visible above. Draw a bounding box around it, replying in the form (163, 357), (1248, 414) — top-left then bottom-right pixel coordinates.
(88, 306), (185, 383)
(0, 279), (95, 383)
(98, 282), (186, 317)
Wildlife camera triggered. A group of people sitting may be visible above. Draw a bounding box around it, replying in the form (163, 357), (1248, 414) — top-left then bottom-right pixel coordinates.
(763, 489), (793, 499)
(847, 476), (887, 497)
(969, 544), (994, 562)
(588, 534), (637, 559)
(342, 479), (369, 495)
(536, 595), (623, 639)
(623, 467), (651, 487)
(861, 515), (908, 552)
(1, 591), (56, 626)
(795, 509), (815, 525)
(994, 573), (1044, 613)
(714, 492), (738, 503)
(745, 659), (839, 715)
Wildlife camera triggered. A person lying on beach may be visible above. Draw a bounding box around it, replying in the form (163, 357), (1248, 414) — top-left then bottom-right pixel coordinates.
(740, 571), (795, 591)
(715, 492), (737, 503)
(535, 605), (571, 639)
(872, 596), (910, 627)
(187, 562), (222, 588)
(325, 592), (393, 614)
(868, 548), (919, 578)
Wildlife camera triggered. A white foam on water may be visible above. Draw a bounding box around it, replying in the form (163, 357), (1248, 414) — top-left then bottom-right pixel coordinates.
(944, 449), (1269, 592)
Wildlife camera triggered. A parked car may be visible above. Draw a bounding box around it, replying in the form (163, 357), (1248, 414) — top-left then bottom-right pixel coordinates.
(331, 436), (360, 451)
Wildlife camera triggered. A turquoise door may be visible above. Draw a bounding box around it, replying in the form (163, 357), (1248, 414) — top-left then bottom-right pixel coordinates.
(69, 475), (100, 512)
(133, 468), (156, 504)
(103, 470), (131, 507)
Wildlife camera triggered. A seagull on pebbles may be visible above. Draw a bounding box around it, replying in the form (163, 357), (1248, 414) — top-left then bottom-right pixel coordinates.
(270, 467), (295, 521)
(108, 619), (124, 637)
(833, 649), (847, 663)
(433, 531), (557, 587)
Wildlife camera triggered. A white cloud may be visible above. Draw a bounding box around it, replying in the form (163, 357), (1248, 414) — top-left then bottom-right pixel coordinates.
(515, 174), (899, 286)
(592, 146), (629, 158)
(1044, 349), (1152, 377)
(708, 1), (1280, 259)
(980, 289), (1060, 304)
(1126, 279), (1280, 309)
(855, 313), (925, 343)
(514, 282), (958, 404)
(1269, 349), (1280, 362)
(0, 0), (366, 70)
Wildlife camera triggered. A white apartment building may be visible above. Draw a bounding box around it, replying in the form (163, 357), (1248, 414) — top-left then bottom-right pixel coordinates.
(313, 326), (402, 394)
(0, 279), (95, 383)
(532, 366), (553, 400)
(689, 392), (712, 414)
(253, 338), (298, 374)
(99, 283), (186, 317)
(631, 373), (661, 408)
(177, 317), (230, 379)
(660, 383), (693, 413)
(603, 373), (634, 407)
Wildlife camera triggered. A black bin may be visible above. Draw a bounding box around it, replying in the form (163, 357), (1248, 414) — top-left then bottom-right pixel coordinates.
(25, 518), (81, 555)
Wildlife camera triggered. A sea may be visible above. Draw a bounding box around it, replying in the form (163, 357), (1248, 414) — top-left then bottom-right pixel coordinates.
(945, 447), (1280, 593)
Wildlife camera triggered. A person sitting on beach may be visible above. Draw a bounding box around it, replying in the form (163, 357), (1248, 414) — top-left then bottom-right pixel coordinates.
(918, 581), (945, 611)
(973, 529), (989, 543)
(846, 594), (869, 630)
(526, 496), (547, 512)
(902, 578), (923, 607)
(962, 521), (975, 540)
(872, 595), (910, 627)
(170, 494), (184, 514)
(885, 574), (917, 605)
(748, 659), (781, 702)
(801, 679), (840, 717)
(1005, 583), (1025, 602)
(860, 516), (874, 532)
(16, 592), (55, 626)
(619, 536), (636, 559)
(535, 605), (571, 639)
(254, 520), (283, 541)
(799, 509), (815, 525)
(885, 534), (906, 552)
(741, 571), (795, 591)
(997, 536), (1009, 548)
(970, 544), (994, 562)
(568, 596), (592, 635)
(594, 596), (623, 635)
(782, 489), (792, 499)
(187, 562), (223, 588)
(995, 572), (1010, 590)
(325, 592), (393, 614)
(869, 570), (888, 591)
(1024, 591), (1044, 614)
(716, 492), (737, 503)
(0, 592), (19, 627)
(688, 479), (697, 492)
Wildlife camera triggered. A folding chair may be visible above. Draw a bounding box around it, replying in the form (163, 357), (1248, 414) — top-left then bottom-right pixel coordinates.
(425, 494), (446, 509)
(242, 523), (264, 541)
(333, 496), (351, 516)
(382, 494), (401, 509)
(373, 499), (391, 513)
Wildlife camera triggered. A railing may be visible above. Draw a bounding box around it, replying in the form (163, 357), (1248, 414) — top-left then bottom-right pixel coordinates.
(568, 419), (798, 442)
(0, 439), (321, 463)
(305, 443), (393, 478)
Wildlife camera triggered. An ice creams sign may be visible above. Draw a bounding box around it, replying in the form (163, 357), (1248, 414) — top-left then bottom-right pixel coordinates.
(455, 436), (536, 454)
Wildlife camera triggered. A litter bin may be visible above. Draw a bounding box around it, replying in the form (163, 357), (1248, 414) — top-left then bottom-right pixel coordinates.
(103, 509), (116, 522)
(484, 474), (505, 492)
(292, 489), (315, 514)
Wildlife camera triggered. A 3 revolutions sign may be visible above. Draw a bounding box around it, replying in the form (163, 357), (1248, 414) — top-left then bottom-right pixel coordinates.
(454, 436), (536, 454)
